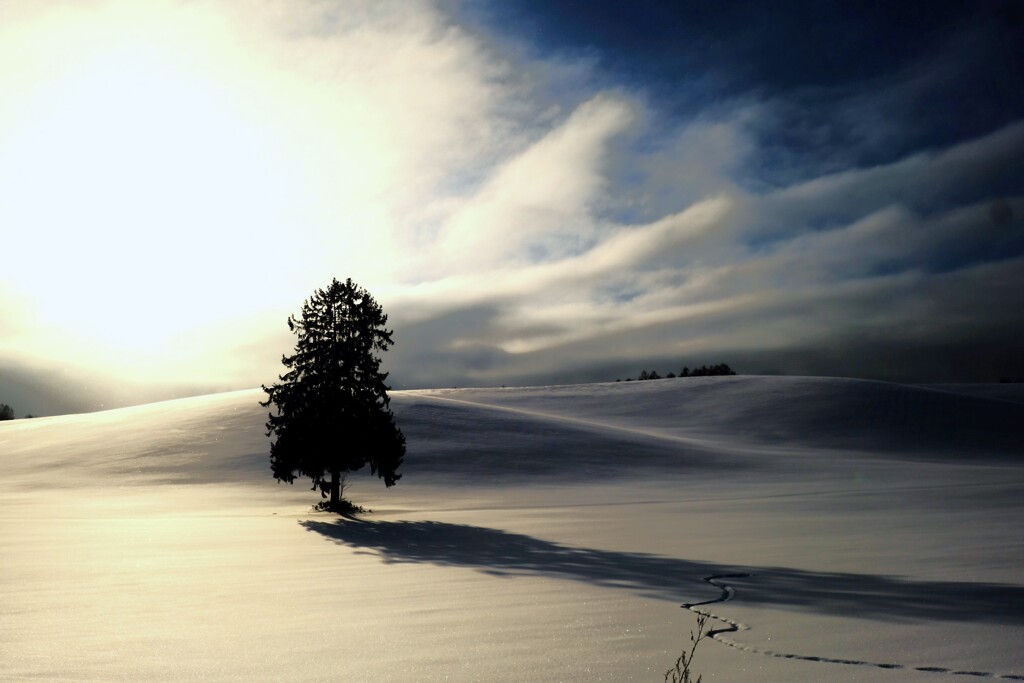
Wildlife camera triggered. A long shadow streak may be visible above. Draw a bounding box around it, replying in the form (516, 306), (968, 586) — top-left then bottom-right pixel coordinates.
(301, 519), (1024, 625)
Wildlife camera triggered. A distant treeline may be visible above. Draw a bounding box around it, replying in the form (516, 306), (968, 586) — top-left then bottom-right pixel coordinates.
(0, 403), (31, 420)
(617, 363), (736, 382)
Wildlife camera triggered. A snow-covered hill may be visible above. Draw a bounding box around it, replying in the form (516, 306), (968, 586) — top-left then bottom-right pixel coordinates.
(5, 377), (1019, 490)
(397, 376), (1024, 473)
(2, 377), (1022, 682)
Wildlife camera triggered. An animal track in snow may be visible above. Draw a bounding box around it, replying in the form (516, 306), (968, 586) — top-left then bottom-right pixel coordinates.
(682, 574), (1024, 680)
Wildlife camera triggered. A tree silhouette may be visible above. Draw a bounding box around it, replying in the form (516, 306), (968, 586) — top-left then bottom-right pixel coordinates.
(261, 278), (404, 511)
(0, 403), (14, 421)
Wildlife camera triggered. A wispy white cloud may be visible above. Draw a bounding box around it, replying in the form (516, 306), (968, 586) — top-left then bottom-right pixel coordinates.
(434, 94), (635, 271)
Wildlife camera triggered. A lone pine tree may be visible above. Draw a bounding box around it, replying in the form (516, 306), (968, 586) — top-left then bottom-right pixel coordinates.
(261, 278), (404, 511)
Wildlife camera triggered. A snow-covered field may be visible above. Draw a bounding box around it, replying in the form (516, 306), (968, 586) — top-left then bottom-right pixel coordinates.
(2, 376), (1022, 682)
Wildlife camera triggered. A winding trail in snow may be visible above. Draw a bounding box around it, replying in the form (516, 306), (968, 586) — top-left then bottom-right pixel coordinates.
(683, 575), (1024, 680)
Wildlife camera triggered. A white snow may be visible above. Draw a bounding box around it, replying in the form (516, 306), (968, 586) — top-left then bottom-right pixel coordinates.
(2, 377), (1022, 681)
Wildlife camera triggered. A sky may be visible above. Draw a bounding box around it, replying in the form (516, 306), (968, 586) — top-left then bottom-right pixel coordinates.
(1, 0), (1022, 415)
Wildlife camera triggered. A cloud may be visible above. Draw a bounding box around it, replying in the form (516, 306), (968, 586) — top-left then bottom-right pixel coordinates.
(383, 118), (1023, 386)
(1, 0), (1022, 413)
(415, 94), (635, 277)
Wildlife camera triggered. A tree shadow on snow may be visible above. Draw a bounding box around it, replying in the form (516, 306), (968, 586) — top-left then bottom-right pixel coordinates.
(301, 518), (1024, 625)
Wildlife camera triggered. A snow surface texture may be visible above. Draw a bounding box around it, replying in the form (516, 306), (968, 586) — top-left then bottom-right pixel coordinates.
(1, 376), (1022, 682)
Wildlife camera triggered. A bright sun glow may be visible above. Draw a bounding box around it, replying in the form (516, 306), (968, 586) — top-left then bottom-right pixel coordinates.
(0, 2), (344, 365)
(4, 26), (278, 351)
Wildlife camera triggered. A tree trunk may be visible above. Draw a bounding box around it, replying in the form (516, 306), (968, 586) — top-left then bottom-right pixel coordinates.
(330, 467), (341, 508)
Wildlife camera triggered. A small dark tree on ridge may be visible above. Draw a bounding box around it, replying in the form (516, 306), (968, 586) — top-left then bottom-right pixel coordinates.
(0, 403), (14, 421)
(679, 363), (735, 378)
(623, 363), (735, 382)
(261, 278), (404, 512)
